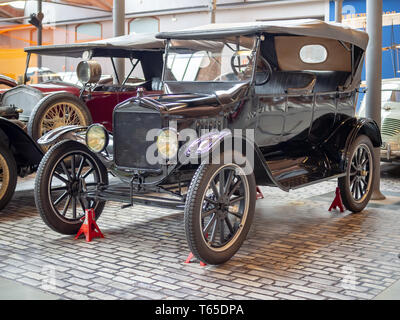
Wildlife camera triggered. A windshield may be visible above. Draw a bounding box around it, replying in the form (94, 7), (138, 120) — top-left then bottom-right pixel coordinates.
(24, 54), (147, 87)
(163, 36), (256, 83)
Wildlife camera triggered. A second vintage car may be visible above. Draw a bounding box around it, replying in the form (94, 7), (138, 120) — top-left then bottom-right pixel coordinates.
(34, 20), (381, 265)
(358, 78), (400, 162)
(0, 33), (165, 145)
(0, 34), (168, 211)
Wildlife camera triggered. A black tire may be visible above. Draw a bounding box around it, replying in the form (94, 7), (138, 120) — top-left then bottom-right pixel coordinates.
(0, 143), (17, 211)
(34, 140), (108, 235)
(338, 134), (374, 213)
(184, 150), (256, 265)
(27, 92), (92, 144)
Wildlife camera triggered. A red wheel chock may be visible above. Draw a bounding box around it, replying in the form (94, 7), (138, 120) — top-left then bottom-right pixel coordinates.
(75, 208), (104, 242)
(328, 187), (345, 213)
(185, 252), (207, 266)
(256, 186), (264, 200)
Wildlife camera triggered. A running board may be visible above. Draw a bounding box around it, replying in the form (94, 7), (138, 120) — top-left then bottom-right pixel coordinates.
(266, 156), (345, 190)
(85, 184), (185, 210)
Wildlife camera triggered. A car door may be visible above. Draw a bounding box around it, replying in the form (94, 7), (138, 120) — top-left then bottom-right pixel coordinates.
(282, 94), (314, 143)
(255, 95), (286, 147)
(308, 92), (337, 143)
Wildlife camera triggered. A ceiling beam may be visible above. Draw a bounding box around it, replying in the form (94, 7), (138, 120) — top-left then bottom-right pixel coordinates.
(0, 5), (24, 22)
(59, 0), (112, 11)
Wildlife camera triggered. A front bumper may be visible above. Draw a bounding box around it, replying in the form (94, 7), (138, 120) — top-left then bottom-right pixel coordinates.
(380, 142), (400, 161)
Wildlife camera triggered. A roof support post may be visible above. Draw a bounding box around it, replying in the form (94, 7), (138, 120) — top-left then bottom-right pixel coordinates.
(335, 0), (343, 23)
(37, 0), (43, 69)
(113, 0), (125, 84)
(366, 0), (385, 200)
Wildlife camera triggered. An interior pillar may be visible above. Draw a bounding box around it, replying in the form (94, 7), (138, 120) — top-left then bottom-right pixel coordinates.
(366, 0), (385, 200)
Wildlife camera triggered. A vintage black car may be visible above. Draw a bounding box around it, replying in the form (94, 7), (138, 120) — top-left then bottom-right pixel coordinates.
(34, 20), (381, 265)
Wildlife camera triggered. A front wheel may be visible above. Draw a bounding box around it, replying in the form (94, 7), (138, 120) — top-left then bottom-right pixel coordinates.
(27, 93), (92, 147)
(338, 134), (375, 212)
(34, 140), (108, 234)
(184, 150), (256, 265)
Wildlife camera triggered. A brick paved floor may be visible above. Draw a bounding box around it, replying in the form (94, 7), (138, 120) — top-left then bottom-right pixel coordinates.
(0, 163), (400, 300)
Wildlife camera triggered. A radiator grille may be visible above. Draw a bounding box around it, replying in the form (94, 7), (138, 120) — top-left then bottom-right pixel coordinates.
(381, 118), (400, 137)
(113, 109), (162, 170)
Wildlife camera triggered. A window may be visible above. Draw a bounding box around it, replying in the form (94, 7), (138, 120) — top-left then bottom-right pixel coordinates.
(76, 23), (102, 42)
(129, 17), (159, 34)
(299, 44), (328, 64)
(164, 38), (256, 82)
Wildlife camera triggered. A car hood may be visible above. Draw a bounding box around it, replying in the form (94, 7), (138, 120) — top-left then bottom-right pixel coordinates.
(30, 82), (81, 93)
(131, 82), (249, 117)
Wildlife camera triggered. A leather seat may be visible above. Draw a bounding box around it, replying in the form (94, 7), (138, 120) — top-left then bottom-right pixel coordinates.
(255, 71), (316, 95)
(255, 70), (351, 95)
(313, 71), (350, 92)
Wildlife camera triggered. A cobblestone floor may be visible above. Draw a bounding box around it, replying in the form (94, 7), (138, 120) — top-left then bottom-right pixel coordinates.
(0, 163), (400, 300)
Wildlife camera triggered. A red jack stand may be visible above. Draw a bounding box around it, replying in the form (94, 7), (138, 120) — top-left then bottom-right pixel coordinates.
(185, 252), (207, 266)
(256, 186), (264, 200)
(75, 208), (104, 242)
(328, 187), (345, 213)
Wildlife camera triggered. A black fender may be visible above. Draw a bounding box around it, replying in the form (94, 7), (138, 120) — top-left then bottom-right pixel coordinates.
(183, 129), (288, 190)
(322, 117), (382, 171)
(37, 124), (114, 155)
(0, 117), (43, 170)
(344, 117), (382, 150)
(37, 125), (88, 147)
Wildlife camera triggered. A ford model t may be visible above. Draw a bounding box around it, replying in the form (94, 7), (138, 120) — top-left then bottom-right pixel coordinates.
(34, 20), (381, 265)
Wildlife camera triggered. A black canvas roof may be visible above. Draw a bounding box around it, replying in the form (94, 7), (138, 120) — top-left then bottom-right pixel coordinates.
(157, 19), (369, 50)
(24, 33), (166, 58)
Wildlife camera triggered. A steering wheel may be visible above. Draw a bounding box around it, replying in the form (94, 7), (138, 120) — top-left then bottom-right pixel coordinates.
(230, 51), (253, 79)
(255, 55), (272, 86)
(213, 72), (236, 82)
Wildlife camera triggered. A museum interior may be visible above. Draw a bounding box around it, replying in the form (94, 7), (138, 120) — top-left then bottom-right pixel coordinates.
(0, 0), (400, 302)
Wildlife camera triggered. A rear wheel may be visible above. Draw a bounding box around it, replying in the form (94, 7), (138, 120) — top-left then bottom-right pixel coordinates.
(338, 135), (374, 212)
(184, 150), (256, 265)
(0, 143), (17, 211)
(34, 140), (108, 234)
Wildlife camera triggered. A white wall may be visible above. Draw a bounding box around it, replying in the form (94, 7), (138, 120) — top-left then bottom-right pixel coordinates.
(125, 0), (327, 33)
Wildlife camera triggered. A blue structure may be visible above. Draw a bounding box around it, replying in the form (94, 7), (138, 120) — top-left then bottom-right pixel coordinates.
(329, 0), (400, 109)
(330, 0), (400, 80)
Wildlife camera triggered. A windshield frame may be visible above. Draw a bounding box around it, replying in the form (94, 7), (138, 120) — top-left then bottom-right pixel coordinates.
(161, 36), (260, 86)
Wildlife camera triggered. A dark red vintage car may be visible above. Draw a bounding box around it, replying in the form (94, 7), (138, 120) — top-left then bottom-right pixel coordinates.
(0, 33), (165, 144)
(0, 33), (166, 211)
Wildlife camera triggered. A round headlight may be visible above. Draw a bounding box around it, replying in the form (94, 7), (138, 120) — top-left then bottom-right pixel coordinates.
(157, 128), (178, 159)
(76, 60), (102, 84)
(86, 124), (108, 153)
